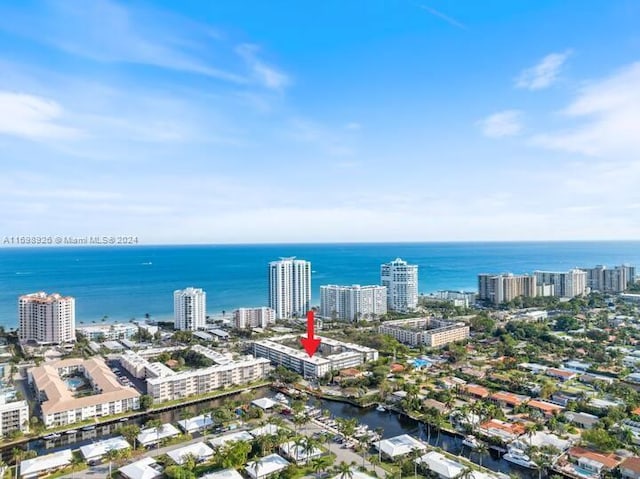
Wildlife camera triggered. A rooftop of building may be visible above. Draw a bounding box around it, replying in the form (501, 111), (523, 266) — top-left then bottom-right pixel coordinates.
(29, 357), (140, 415)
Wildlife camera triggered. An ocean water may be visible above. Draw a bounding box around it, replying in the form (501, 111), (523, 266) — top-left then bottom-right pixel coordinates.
(0, 241), (639, 329)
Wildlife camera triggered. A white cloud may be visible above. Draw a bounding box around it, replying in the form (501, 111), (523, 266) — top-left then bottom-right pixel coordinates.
(477, 110), (523, 138)
(345, 122), (361, 130)
(236, 44), (290, 90)
(532, 62), (640, 156)
(516, 50), (572, 90)
(0, 91), (80, 140)
(418, 5), (466, 30)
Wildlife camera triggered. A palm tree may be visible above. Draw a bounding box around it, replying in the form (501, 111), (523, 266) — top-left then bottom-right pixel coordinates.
(335, 461), (354, 479)
(303, 437), (319, 464)
(475, 441), (489, 467)
(11, 448), (24, 479)
(104, 448), (120, 478)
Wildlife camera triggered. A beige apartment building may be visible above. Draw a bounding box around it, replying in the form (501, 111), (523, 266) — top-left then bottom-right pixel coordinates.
(378, 317), (469, 347)
(19, 292), (76, 344)
(28, 357), (140, 427)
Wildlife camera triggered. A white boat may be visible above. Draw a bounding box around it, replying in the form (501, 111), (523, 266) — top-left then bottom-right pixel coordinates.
(503, 447), (536, 469)
(462, 435), (481, 449)
(81, 425), (96, 431)
(376, 405), (386, 412)
(65, 429), (78, 435)
(43, 433), (61, 440)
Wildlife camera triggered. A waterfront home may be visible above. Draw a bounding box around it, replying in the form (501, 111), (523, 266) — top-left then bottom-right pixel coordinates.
(119, 457), (163, 479)
(550, 392), (578, 407)
(518, 363), (548, 374)
(245, 454), (290, 479)
(177, 413), (215, 434)
(478, 419), (525, 442)
(416, 451), (466, 479)
(137, 423), (181, 447)
(20, 449), (73, 479)
(490, 391), (530, 408)
(440, 377), (466, 390)
(589, 397), (623, 411)
(80, 436), (130, 463)
(566, 447), (623, 476)
(167, 442), (214, 464)
(461, 384), (490, 400)
(210, 430), (254, 449)
(621, 457), (640, 479)
(376, 434), (427, 459)
(423, 398), (447, 413)
(564, 411), (599, 430)
(565, 360), (591, 372)
(527, 399), (564, 417)
(252, 397), (278, 411)
(279, 440), (323, 464)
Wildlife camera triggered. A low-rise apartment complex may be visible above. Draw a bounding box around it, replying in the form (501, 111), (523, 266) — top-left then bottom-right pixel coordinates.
(378, 318), (469, 347)
(253, 334), (379, 379)
(119, 347), (270, 403)
(28, 357), (140, 427)
(0, 395), (29, 437)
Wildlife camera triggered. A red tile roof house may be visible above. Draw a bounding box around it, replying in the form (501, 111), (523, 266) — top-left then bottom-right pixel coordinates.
(527, 399), (564, 417)
(490, 391), (530, 408)
(621, 457), (640, 479)
(546, 368), (578, 382)
(567, 447), (623, 476)
(478, 419), (526, 442)
(461, 384), (490, 400)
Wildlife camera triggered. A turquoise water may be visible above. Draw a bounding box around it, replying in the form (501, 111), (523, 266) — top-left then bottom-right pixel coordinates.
(65, 377), (85, 390)
(1, 241), (639, 329)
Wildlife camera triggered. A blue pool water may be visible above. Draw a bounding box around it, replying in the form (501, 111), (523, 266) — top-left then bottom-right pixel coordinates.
(66, 378), (85, 390)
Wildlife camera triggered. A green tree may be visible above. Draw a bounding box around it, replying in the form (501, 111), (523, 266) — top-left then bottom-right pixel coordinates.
(165, 465), (196, 479)
(116, 424), (141, 448)
(140, 394), (153, 410)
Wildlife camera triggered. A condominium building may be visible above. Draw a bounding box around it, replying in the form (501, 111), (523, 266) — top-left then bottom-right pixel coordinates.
(378, 318), (470, 347)
(381, 258), (419, 312)
(0, 396), (29, 437)
(174, 287), (206, 331)
(268, 258), (311, 319)
(423, 291), (477, 308)
(28, 357), (140, 427)
(233, 307), (276, 329)
(253, 335), (379, 379)
(534, 269), (587, 298)
(76, 323), (139, 341)
(19, 292), (76, 344)
(478, 273), (537, 304)
(119, 347), (270, 402)
(319, 285), (387, 321)
(581, 265), (636, 293)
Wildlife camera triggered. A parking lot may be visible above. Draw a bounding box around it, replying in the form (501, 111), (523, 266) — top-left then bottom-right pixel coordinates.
(106, 359), (147, 394)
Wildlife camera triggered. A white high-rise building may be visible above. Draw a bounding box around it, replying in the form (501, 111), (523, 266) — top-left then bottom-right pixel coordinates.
(19, 292), (76, 344)
(380, 258), (419, 312)
(173, 287), (206, 331)
(320, 285), (387, 321)
(534, 269), (587, 298)
(233, 307), (276, 329)
(268, 258), (311, 319)
(478, 273), (537, 304)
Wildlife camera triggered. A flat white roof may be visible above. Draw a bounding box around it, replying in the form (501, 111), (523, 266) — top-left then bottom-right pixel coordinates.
(279, 440), (323, 462)
(245, 454), (290, 479)
(137, 423), (181, 446)
(177, 414), (214, 433)
(376, 434), (427, 458)
(201, 470), (244, 479)
(209, 430), (254, 448)
(119, 457), (163, 479)
(166, 442), (214, 465)
(80, 436), (130, 460)
(252, 397), (278, 410)
(416, 451), (465, 479)
(21, 449), (72, 478)
(250, 424), (281, 437)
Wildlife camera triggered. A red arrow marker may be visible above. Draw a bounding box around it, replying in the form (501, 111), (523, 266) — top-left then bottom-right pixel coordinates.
(300, 310), (321, 357)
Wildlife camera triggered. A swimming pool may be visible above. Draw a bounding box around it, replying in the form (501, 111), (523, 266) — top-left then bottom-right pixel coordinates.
(66, 377), (85, 390)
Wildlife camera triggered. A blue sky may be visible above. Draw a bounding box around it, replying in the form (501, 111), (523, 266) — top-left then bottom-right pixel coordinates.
(1, 0), (640, 243)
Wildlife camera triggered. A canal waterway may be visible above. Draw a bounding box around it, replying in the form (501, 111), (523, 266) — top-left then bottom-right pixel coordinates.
(5, 389), (535, 478)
